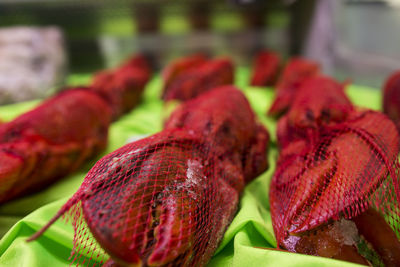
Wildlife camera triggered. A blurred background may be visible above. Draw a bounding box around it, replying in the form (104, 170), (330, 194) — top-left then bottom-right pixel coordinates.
(0, 0), (399, 104)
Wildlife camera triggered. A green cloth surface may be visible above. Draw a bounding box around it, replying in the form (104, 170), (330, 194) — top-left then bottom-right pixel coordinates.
(0, 69), (381, 266)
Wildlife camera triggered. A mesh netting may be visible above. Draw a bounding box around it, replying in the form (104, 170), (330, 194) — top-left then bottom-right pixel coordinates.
(162, 57), (234, 101)
(31, 86), (269, 266)
(91, 54), (151, 120)
(250, 51), (280, 87)
(0, 54), (151, 204)
(277, 76), (353, 147)
(268, 57), (320, 117)
(383, 70), (400, 128)
(69, 129), (224, 266)
(165, 85), (270, 183)
(270, 76), (400, 266)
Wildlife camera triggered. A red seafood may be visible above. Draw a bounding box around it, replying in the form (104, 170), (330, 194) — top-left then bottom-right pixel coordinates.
(91, 54), (151, 119)
(30, 86), (269, 267)
(166, 86), (269, 183)
(383, 70), (400, 128)
(0, 88), (111, 203)
(162, 54), (207, 90)
(162, 58), (234, 101)
(268, 57), (320, 117)
(276, 76), (353, 147)
(270, 74), (400, 265)
(0, 54), (151, 203)
(250, 51), (280, 87)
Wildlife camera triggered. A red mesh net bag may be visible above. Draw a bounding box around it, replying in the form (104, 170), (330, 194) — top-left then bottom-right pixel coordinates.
(0, 88), (112, 203)
(250, 51), (281, 87)
(383, 70), (400, 128)
(69, 129), (226, 266)
(91, 54), (151, 119)
(270, 76), (400, 266)
(165, 86), (269, 183)
(162, 58), (234, 101)
(276, 76), (353, 147)
(268, 57), (320, 117)
(30, 86), (269, 266)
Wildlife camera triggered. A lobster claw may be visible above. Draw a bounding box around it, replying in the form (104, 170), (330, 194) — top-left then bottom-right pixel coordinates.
(162, 54), (207, 92)
(383, 71), (400, 127)
(268, 58), (320, 117)
(0, 150), (24, 196)
(268, 93), (293, 118)
(243, 124), (270, 182)
(294, 111), (400, 233)
(286, 76), (353, 131)
(270, 66), (400, 265)
(0, 140), (45, 202)
(275, 151), (338, 236)
(250, 51), (280, 87)
(162, 58), (234, 102)
(273, 110), (400, 240)
(79, 131), (211, 266)
(147, 192), (196, 266)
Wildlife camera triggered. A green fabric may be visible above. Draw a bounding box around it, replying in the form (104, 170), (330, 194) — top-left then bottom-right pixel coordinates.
(0, 69), (381, 266)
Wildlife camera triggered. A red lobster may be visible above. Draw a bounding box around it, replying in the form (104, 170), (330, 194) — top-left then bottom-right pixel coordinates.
(0, 55), (151, 203)
(30, 86), (269, 267)
(270, 76), (400, 266)
(162, 56), (234, 101)
(91, 55), (151, 120)
(383, 70), (400, 129)
(268, 57), (320, 117)
(162, 54), (207, 90)
(276, 76), (353, 147)
(250, 51), (281, 87)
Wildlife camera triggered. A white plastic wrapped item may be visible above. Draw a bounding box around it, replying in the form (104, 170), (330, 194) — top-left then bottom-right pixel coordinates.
(0, 26), (67, 104)
(305, 0), (400, 87)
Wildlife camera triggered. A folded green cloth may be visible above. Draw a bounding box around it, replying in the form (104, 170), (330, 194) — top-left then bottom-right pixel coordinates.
(0, 70), (380, 266)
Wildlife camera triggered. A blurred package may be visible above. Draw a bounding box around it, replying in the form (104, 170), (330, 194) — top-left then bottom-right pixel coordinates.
(305, 0), (400, 88)
(0, 26), (67, 104)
